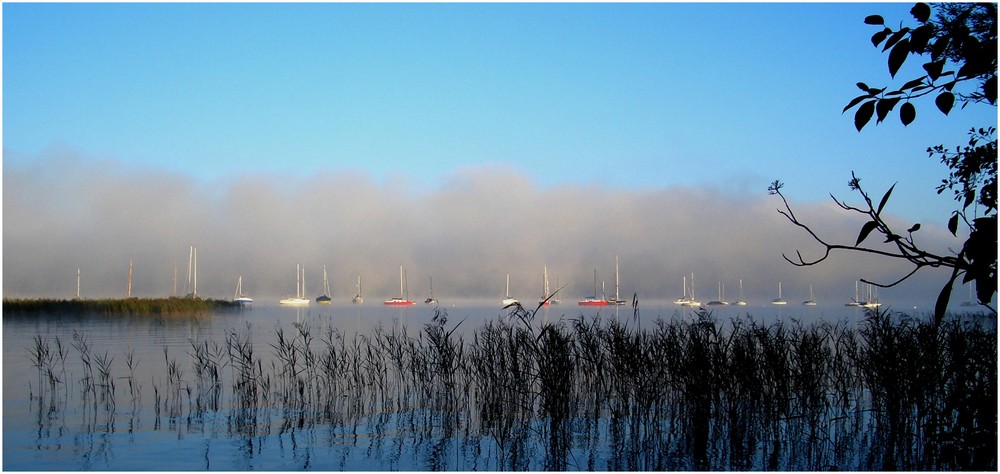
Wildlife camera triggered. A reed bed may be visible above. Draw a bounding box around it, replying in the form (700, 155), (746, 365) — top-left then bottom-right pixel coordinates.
(20, 305), (997, 470)
(5, 297), (241, 316)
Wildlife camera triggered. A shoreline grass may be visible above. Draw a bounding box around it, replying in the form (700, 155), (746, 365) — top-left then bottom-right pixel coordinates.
(3, 297), (242, 316)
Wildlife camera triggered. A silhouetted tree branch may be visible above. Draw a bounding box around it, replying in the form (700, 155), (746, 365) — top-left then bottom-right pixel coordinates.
(773, 3), (997, 324)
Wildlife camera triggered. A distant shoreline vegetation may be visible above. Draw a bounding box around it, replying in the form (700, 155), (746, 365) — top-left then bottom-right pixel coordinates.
(2, 297), (242, 316)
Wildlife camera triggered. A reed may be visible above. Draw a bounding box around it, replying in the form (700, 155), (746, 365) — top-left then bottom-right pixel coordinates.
(22, 304), (996, 470)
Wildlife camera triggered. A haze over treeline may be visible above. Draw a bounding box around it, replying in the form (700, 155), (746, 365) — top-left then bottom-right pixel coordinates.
(3, 147), (966, 310)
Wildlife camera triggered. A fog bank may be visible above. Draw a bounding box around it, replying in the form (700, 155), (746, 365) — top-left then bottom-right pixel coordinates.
(3, 148), (967, 310)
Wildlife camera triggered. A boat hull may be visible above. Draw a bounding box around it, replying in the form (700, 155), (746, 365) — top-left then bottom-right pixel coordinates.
(384, 299), (415, 306)
(279, 298), (310, 306)
(578, 299), (609, 306)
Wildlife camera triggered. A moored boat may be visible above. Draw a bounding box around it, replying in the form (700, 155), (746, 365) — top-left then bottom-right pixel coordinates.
(384, 266), (415, 305)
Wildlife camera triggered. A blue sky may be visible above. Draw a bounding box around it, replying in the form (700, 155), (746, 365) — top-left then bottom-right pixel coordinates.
(3, 3), (995, 306)
(6, 3), (992, 205)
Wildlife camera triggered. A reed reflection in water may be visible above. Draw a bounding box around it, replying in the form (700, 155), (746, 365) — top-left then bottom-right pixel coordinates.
(6, 303), (997, 470)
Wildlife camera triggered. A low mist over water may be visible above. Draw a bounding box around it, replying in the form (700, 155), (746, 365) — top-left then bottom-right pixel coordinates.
(3, 148), (968, 310)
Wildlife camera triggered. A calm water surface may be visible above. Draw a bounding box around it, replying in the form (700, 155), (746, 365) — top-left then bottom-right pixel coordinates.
(3, 301), (872, 470)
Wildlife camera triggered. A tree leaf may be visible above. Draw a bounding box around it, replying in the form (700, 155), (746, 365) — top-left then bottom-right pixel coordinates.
(877, 182), (895, 215)
(856, 82), (870, 92)
(883, 28), (909, 52)
(843, 94), (870, 113)
(856, 220), (879, 246)
(930, 37), (949, 61)
(948, 213), (959, 236)
(900, 101), (916, 126)
(909, 24), (933, 52)
(888, 38), (910, 78)
(933, 277), (954, 326)
(871, 28), (891, 48)
(864, 14), (885, 25)
(963, 189), (976, 209)
(910, 3), (931, 23)
(875, 97), (901, 123)
(923, 59), (945, 80)
(984, 76), (997, 104)
(901, 77), (925, 91)
(855, 100), (876, 131)
(935, 91), (954, 115)
(907, 223), (921, 233)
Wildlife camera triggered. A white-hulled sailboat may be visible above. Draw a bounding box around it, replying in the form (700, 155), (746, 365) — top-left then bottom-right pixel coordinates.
(770, 282), (788, 305)
(233, 276), (253, 306)
(502, 273), (519, 307)
(802, 284), (817, 306)
(733, 279), (748, 306)
(280, 264), (310, 306)
(608, 256), (628, 305)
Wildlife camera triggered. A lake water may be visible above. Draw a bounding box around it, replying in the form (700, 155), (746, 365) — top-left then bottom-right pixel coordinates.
(1, 301), (928, 470)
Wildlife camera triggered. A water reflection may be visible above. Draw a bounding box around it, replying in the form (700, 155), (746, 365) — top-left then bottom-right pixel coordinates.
(4, 304), (996, 470)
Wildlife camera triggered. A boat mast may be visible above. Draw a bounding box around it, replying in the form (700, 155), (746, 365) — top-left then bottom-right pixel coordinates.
(615, 256), (621, 301)
(690, 273), (696, 301)
(543, 266), (549, 299)
(323, 265), (329, 295)
(193, 247), (198, 297)
(126, 257), (133, 298)
(187, 246), (193, 296)
(77, 268), (81, 299)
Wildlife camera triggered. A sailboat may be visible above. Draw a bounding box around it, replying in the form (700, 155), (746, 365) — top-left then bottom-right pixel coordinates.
(859, 283), (881, 309)
(352, 275), (364, 304)
(674, 273), (701, 306)
(578, 269), (609, 306)
(706, 281), (729, 306)
(607, 256), (628, 305)
(280, 264), (310, 306)
(770, 282), (788, 305)
(316, 265), (332, 304)
(539, 266), (553, 306)
(802, 284), (817, 306)
(384, 266), (415, 305)
(674, 275), (693, 305)
(733, 279), (748, 306)
(502, 273), (519, 307)
(233, 276), (253, 306)
(424, 277), (437, 305)
(845, 280), (862, 307)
